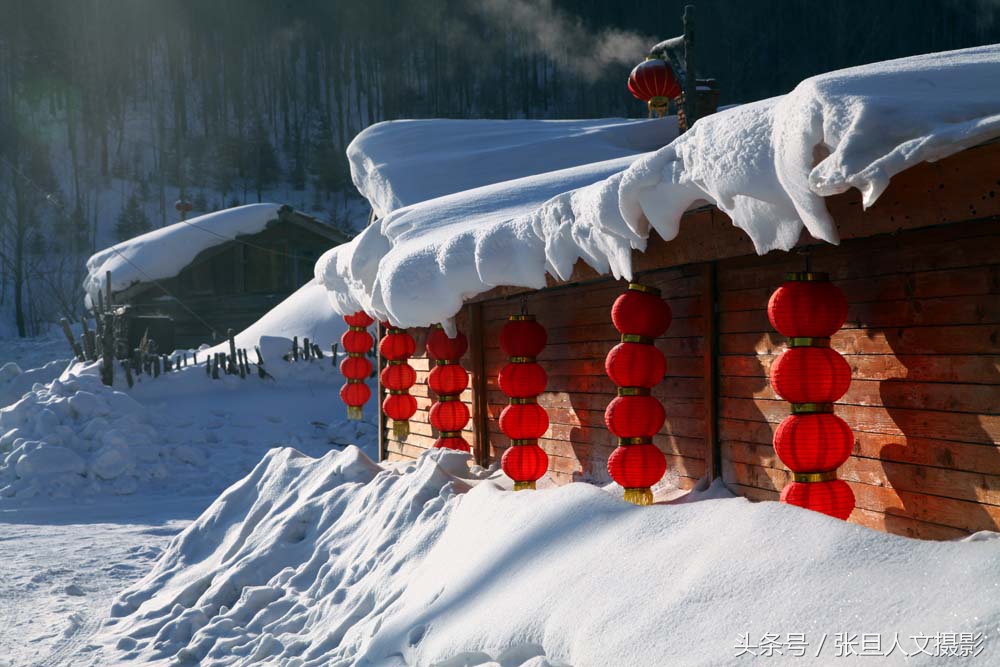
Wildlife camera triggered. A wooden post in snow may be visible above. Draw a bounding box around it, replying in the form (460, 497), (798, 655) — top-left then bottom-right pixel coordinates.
(60, 318), (84, 361)
(100, 313), (114, 386)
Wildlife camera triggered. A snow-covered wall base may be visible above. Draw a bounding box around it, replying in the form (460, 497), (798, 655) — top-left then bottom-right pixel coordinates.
(99, 447), (1000, 666)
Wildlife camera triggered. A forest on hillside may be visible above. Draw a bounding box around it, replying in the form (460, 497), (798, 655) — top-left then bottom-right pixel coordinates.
(1, 0), (998, 336)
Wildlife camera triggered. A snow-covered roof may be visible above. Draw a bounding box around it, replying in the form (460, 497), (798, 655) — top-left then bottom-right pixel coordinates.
(348, 117), (678, 217)
(323, 46), (1000, 331)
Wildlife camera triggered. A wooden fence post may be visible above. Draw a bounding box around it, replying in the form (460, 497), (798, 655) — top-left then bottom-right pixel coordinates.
(100, 313), (114, 386)
(59, 318), (84, 361)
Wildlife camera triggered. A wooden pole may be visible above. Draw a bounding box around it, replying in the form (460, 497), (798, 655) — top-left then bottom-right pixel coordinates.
(700, 260), (720, 481)
(292, 335), (299, 361)
(376, 321), (386, 462)
(682, 4), (697, 130)
(100, 313), (114, 386)
(81, 317), (96, 361)
(467, 302), (491, 468)
(59, 318), (84, 361)
(227, 328), (238, 374)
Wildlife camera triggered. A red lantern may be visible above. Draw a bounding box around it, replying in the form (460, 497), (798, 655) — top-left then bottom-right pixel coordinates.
(780, 480), (855, 521)
(501, 443), (548, 490)
(774, 414), (853, 473)
(770, 346), (851, 404)
(340, 355), (372, 380)
(427, 328), (468, 361)
(429, 364), (468, 395)
(767, 275), (848, 337)
(435, 436), (471, 452)
(498, 362), (547, 398)
(608, 442), (668, 490)
(383, 392), (417, 422)
(627, 58), (682, 117)
(341, 329), (374, 355)
(605, 283), (670, 505)
(498, 314), (550, 489)
(605, 394), (665, 439)
(430, 400), (470, 432)
(341, 314), (374, 420)
(769, 273), (855, 521)
(381, 363), (416, 391)
(605, 342), (666, 388)
(499, 402), (549, 440)
(379, 331), (416, 360)
(611, 288), (672, 338)
(499, 317), (547, 358)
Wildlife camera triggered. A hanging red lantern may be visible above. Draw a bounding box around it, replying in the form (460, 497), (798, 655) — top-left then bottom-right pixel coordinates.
(605, 342), (666, 388)
(769, 272), (855, 520)
(768, 275), (848, 337)
(774, 414), (853, 473)
(427, 328), (469, 361)
(780, 479), (855, 521)
(498, 362), (547, 398)
(429, 364), (469, 395)
(605, 283), (669, 506)
(627, 58), (682, 117)
(340, 312), (374, 420)
(379, 326), (417, 438)
(498, 314), (549, 490)
(501, 443), (548, 490)
(436, 436), (471, 452)
(430, 399), (470, 433)
(770, 346), (851, 404)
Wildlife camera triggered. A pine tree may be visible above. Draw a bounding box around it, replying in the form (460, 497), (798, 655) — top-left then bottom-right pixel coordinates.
(115, 192), (152, 241)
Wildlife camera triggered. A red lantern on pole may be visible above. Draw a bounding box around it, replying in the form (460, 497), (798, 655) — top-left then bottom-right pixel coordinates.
(427, 325), (471, 451)
(379, 324), (417, 438)
(769, 272), (856, 521)
(628, 58), (682, 118)
(498, 314), (549, 490)
(605, 283), (670, 505)
(340, 311), (374, 420)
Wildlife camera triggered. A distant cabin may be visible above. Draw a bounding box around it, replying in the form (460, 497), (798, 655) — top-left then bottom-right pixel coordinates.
(113, 205), (350, 350)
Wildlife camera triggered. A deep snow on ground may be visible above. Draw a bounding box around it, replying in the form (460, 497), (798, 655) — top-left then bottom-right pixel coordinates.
(97, 447), (1000, 666)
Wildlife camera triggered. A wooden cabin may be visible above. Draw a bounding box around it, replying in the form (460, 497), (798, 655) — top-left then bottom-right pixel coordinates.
(113, 205), (351, 350)
(377, 140), (1000, 541)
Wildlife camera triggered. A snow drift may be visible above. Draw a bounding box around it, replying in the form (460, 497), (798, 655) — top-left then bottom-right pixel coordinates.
(99, 446), (1000, 666)
(321, 46), (1000, 330)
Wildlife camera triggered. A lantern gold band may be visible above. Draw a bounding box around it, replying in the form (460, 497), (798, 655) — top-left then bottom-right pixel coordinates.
(789, 337), (831, 348)
(347, 379), (365, 385)
(348, 326), (367, 332)
(437, 395), (459, 402)
(348, 352), (364, 358)
(627, 282), (661, 296)
(621, 334), (654, 344)
(439, 430), (462, 438)
(791, 402), (834, 414)
(387, 360), (407, 366)
(511, 439), (538, 446)
(647, 97), (670, 112)
(509, 397), (537, 405)
(435, 359), (458, 366)
(618, 437), (652, 446)
(508, 314), (535, 321)
(617, 387), (651, 397)
(514, 481), (536, 491)
(791, 470), (838, 483)
(386, 327), (405, 335)
(784, 271), (830, 282)
(388, 390), (408, 396)
(509, 356), (536, 364)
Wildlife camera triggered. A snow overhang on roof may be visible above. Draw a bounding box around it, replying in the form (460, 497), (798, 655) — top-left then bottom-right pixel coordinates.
(322, 45), (1000, 332)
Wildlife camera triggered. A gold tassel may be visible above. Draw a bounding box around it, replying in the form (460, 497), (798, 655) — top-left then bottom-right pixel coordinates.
(514, 481), (536, 491)
(347, 406), (362, 421)
(392, 420), (409, 439)
(623, 487), (653, 506)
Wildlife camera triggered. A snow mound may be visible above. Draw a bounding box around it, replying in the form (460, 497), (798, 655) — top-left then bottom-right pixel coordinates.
(349, 117), (678, 217)
(620, 45), (1000, 253)
(323, 46), (1000, 329)
(99, 447), (1000, 665)
(84, 204), (282, 304)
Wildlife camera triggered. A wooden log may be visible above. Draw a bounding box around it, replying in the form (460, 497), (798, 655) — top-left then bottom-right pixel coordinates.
(331, 343), (337, 366)
(100, 313), (114, 386)
(303, 337), (311, 360)
(313, 343), (323, 359)
(211, 354), (219, 379)
(228, 329), (238, 373)
(292, 335), (299, 361)
(59, 318), (85, 361)
(81, 318), (96, 361)
(238, 349), (246, 379)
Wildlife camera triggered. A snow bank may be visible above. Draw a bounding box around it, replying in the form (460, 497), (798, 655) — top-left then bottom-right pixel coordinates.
(324, 46), (1000, 330)
(349, 118), (678, 217)
(84, 204), (282, 303)
(99, 447), (1000, 666)
(620, 45), (1000, 253)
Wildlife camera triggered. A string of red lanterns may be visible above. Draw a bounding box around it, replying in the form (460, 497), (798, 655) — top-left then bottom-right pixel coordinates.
(340, 312), (374, 420)
(768, 272), (855, 520)
(379, 324), (418, 439)
(604, 283), (670, 505)
(627, 57), (682, 118)
(499, 314), (549, 490)
(427, 325), (472, 452)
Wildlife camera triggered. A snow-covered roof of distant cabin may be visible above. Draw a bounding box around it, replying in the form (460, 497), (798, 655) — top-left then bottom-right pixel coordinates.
(320, 45), (1000, 333)
(85, 203), (346, 304)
